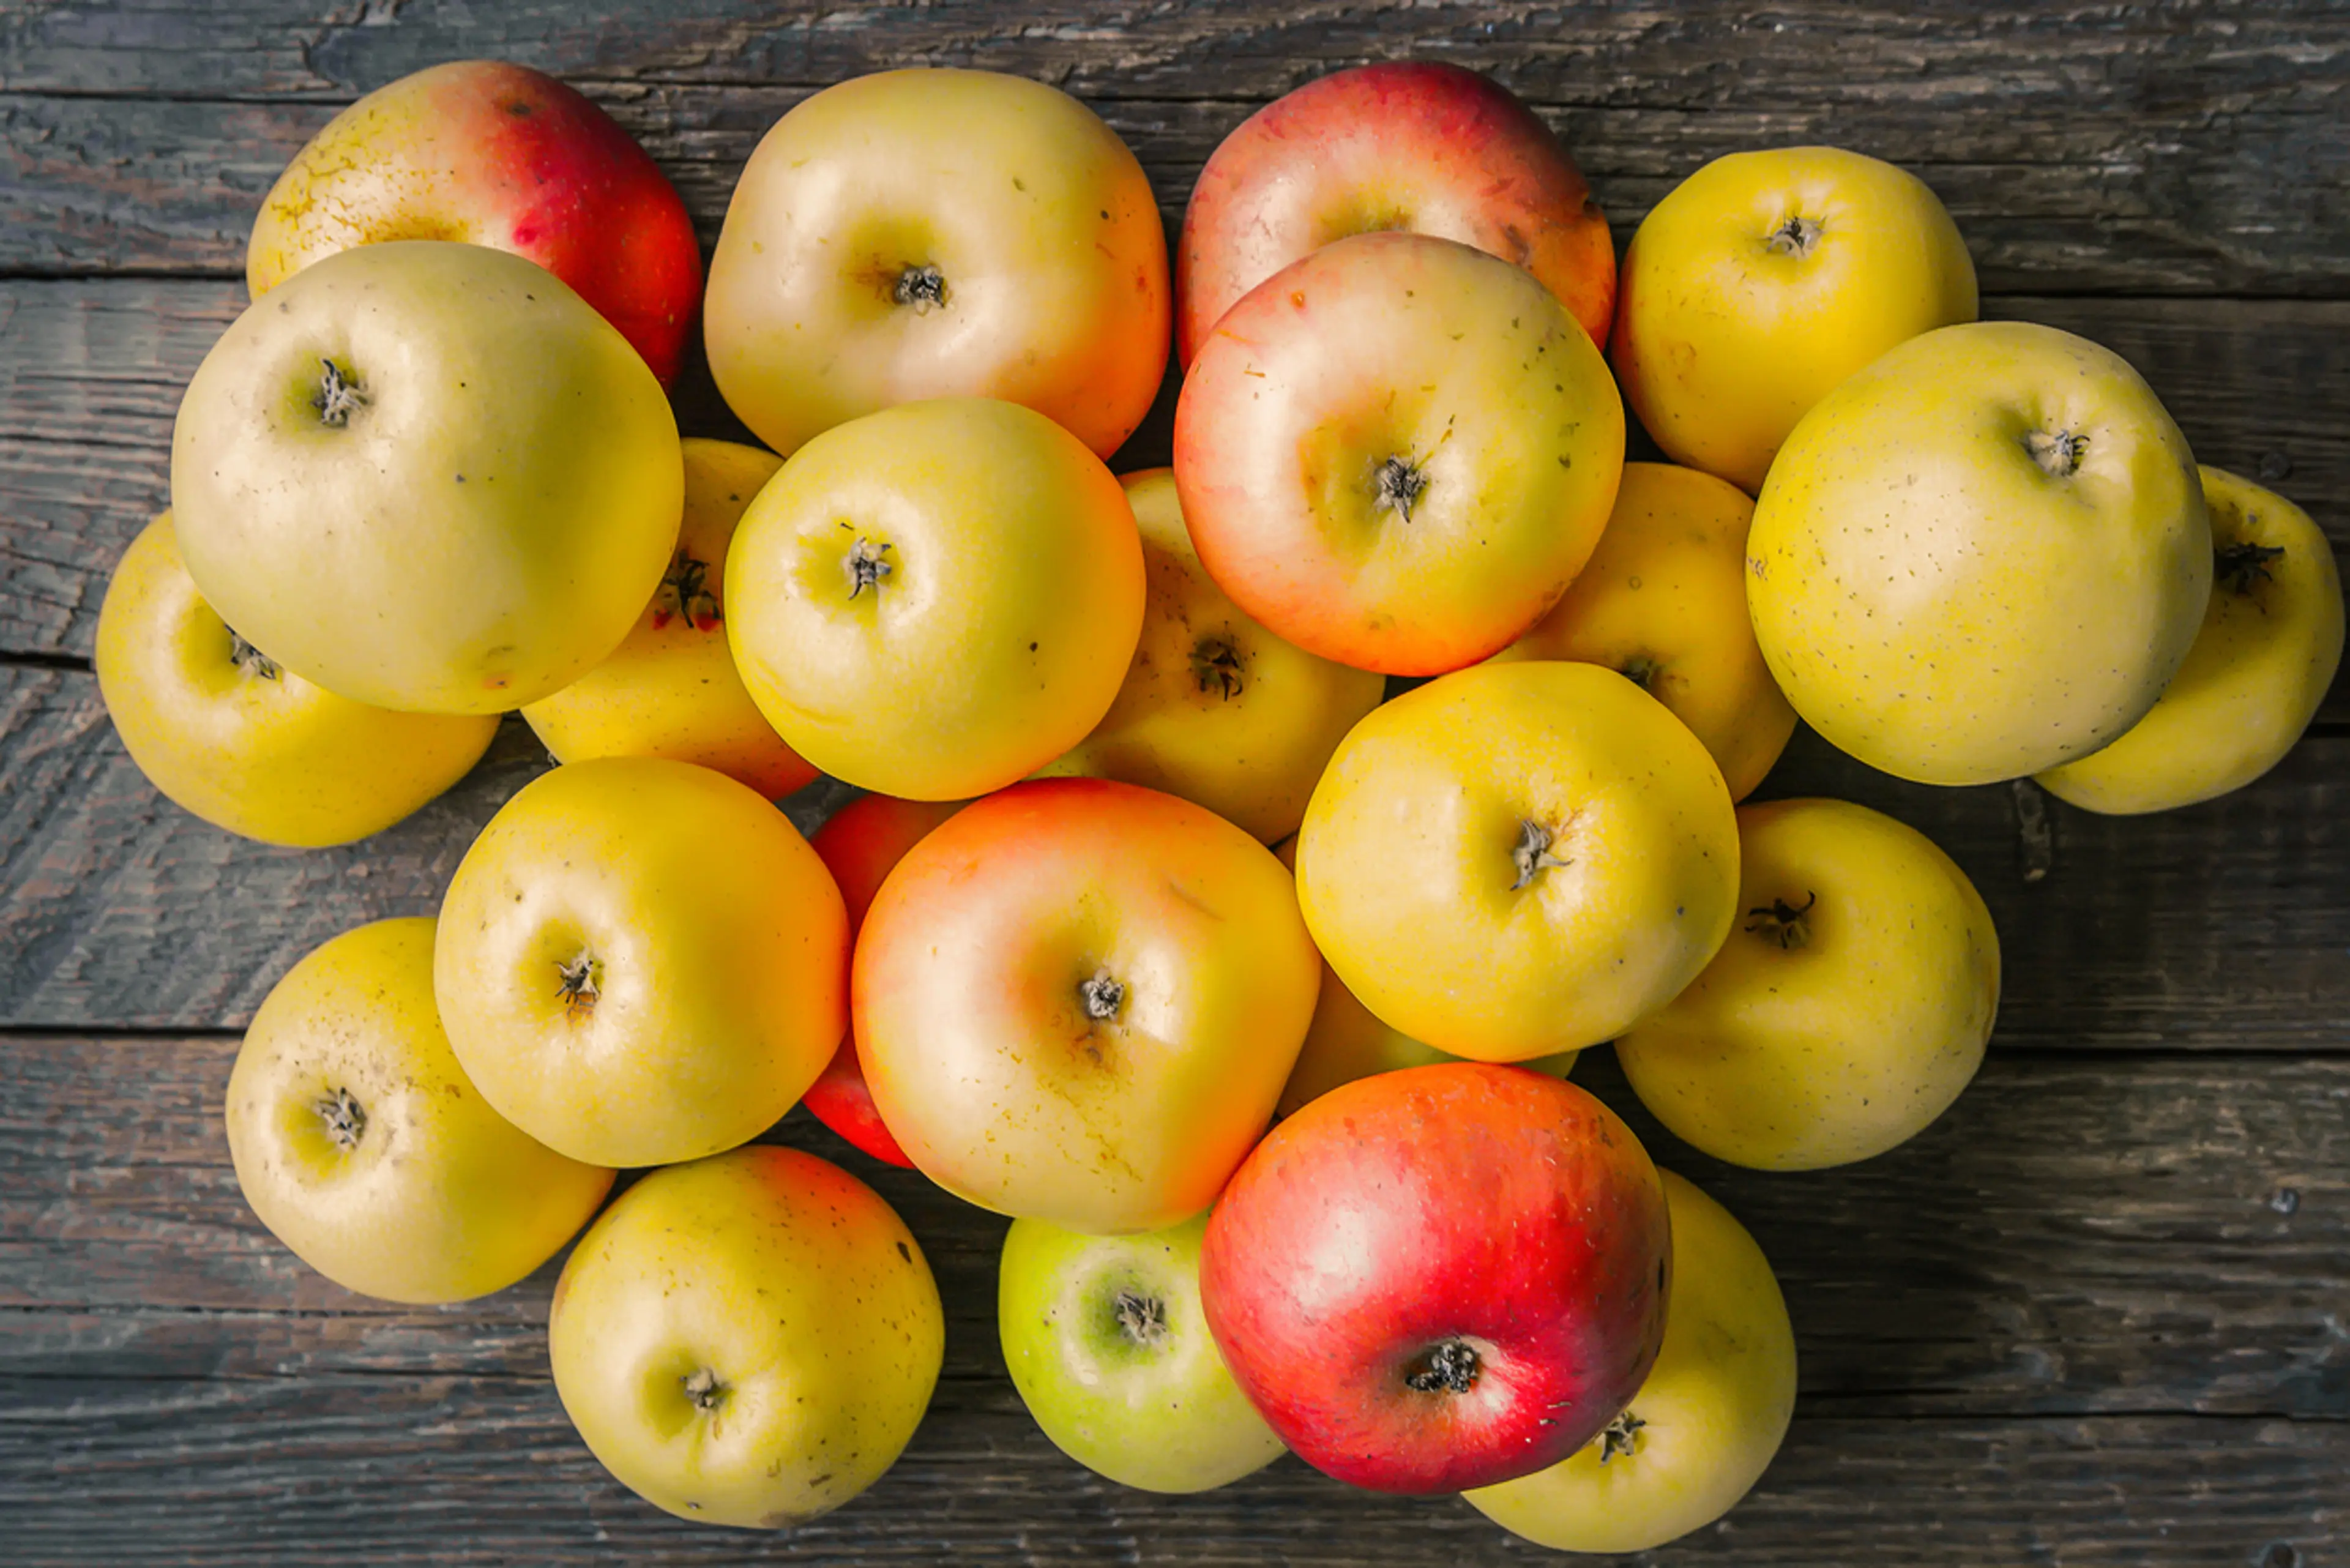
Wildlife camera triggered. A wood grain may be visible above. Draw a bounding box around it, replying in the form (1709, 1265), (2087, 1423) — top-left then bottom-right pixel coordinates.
(4, 663), (2343, 1046)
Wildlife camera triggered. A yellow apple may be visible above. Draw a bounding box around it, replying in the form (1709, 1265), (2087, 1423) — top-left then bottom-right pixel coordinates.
(1296, 660), (1739, 1062)
(521, 438), (818, 799)
(1617, 796), (1999, 1170)
(1464, 1169), (1797, 1552)
(433, 757), (849, 1168)
(1035, 469), (1386, 842)
(1748, 320), (2211, 785)
(95, 513), (496, 846)
(171, 241), (681, 714)
(550, 1146), (942, 1528)
(225, 917), (611, 1304)
(1611, 145), (1977, 494)
(2038, 465), (2344, 813)
(1491, 462), (1797, 801)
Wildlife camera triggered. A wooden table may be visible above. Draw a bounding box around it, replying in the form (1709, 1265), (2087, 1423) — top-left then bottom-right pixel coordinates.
(4, 4), (2345, 1562)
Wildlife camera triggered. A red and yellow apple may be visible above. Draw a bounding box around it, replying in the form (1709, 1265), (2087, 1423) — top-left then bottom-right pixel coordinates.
(1036, 468), (1386, 842)
(1178, 61), (1613, 362)
(1612, 145), (1977, 494)
(1199, 1062), (1671, 1494)
(854, 777), (1320, 1234)
(171, 241), (683, 715)
(1748, 320), (2211, 784)
(96, 513), (497, 846)
(248, 61), (703, 386)
(704, 68), (1168, 460)
(522, 438), (819, 800)
(1174, 231), (1624, 675)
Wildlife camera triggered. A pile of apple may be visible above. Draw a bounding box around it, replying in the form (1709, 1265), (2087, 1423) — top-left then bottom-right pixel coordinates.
(99, 56), (2340, 1552)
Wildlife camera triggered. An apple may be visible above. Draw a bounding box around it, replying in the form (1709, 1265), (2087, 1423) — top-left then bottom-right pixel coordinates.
(998, 1211), (1286, 1493)
(1035, 468), (1386, 843)
(1617, 797), (1999, 1171)
(704, 67), (1168, 460)
(550, 1145), (942, 1529)
(1296, 660), (1739, 1062)
(1612, 145), (1978, 494)
(225, 917), (611, 1304)
(1174, 231), (1625, 676)
(854, 777), (1321, 1235)
(247, 61), (703, 385)
(1177, 61), (1613, 364)
(802, 792), (972, 1168)
(95, 512), (497, 847)
(727, 398), (1144, 801)
(1464, 1169), (1797, 1552)
(2038, 465), (2346, 813)
(1748, 319), (2212, 785)
(521, 438), (819, 800)
(1199, 1062), (1671, 1494)
(434, 757), (849, 1169)
(1491, 461), (1798, 802)
(171, 241), (682, 715)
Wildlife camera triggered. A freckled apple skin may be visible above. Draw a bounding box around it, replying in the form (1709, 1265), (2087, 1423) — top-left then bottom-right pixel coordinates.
(1198, 1062), (1672, 1495)
(248, 60), (704, 386)
(548, 1146), (943, 1529)
(853, 777), (1321, 1235)
(1178, 61), (1614, 364)
(96, 513), (497, 847)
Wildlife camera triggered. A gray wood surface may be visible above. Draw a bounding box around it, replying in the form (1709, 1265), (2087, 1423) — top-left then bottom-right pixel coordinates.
(1, 1), (2344, 1562)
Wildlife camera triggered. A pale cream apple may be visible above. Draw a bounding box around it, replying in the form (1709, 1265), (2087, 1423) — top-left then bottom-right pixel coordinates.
(521, 439), (818, 799)
(1747, 320), (2211, 785)
(226, 917), (611, 1304)
(550, 1146), (942, 1528)
(1036, 469), (1386, 842)
(171, 241), (682, 714)
(434, 757), (849, 1168)
(96, 513), (497, 846)
(1612, 146), (1978, 494)
(2038, 466), (2344, 813)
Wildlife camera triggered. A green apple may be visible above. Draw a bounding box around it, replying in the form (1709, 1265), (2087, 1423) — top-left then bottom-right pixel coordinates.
(1464, 1168), (1797, 1552)
(998, 1211), (1285, 1493)
(549, 1146), (943, 1529)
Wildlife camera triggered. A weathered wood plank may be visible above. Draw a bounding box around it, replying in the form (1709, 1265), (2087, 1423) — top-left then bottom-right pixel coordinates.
(3, 275), (2344, 682)
(4, 661), (2344, 1047)
(8, 48), (2348, 301)
(4, 0), (2346, 301)
(4, 1026), (2346, 1424)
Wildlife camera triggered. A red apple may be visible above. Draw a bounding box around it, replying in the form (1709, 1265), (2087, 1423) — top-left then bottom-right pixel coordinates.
(248, 61), (703, 386)
(802, 793), (971, 1167)
(1177, 61), (1614, 365)
(1199, 1062), (1671, 1494)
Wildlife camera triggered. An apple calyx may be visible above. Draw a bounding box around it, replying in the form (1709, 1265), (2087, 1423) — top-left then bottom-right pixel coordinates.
(1080, 968), (1127, 1021)
(653, 550), (721, 630)
(1373, 455), (1430, 523)
(1402, 1337), (1481, 1395)
(1190, 635), (1246, 700)
(1617, 655), (1658, 692)
(2217, 539), (2286, 595)
(313, 1086), (366, 1152)
(1595, 1408), (1646, 1464)
(1765, 215), (1822, 259)
(1745, 890), (1818, 950)
(893, 264), (949, 313)
(682, 1366), (726, 1413)
(312, 356), (367, 428)
(844, 534), (894, 600)
(555, 950), (602, 1016)
(228, 630), (282, 681)
(2026, 428), (2089, 478)
(1510, 819), (1572, 890)
(1111, 1288), (1170, 1350)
